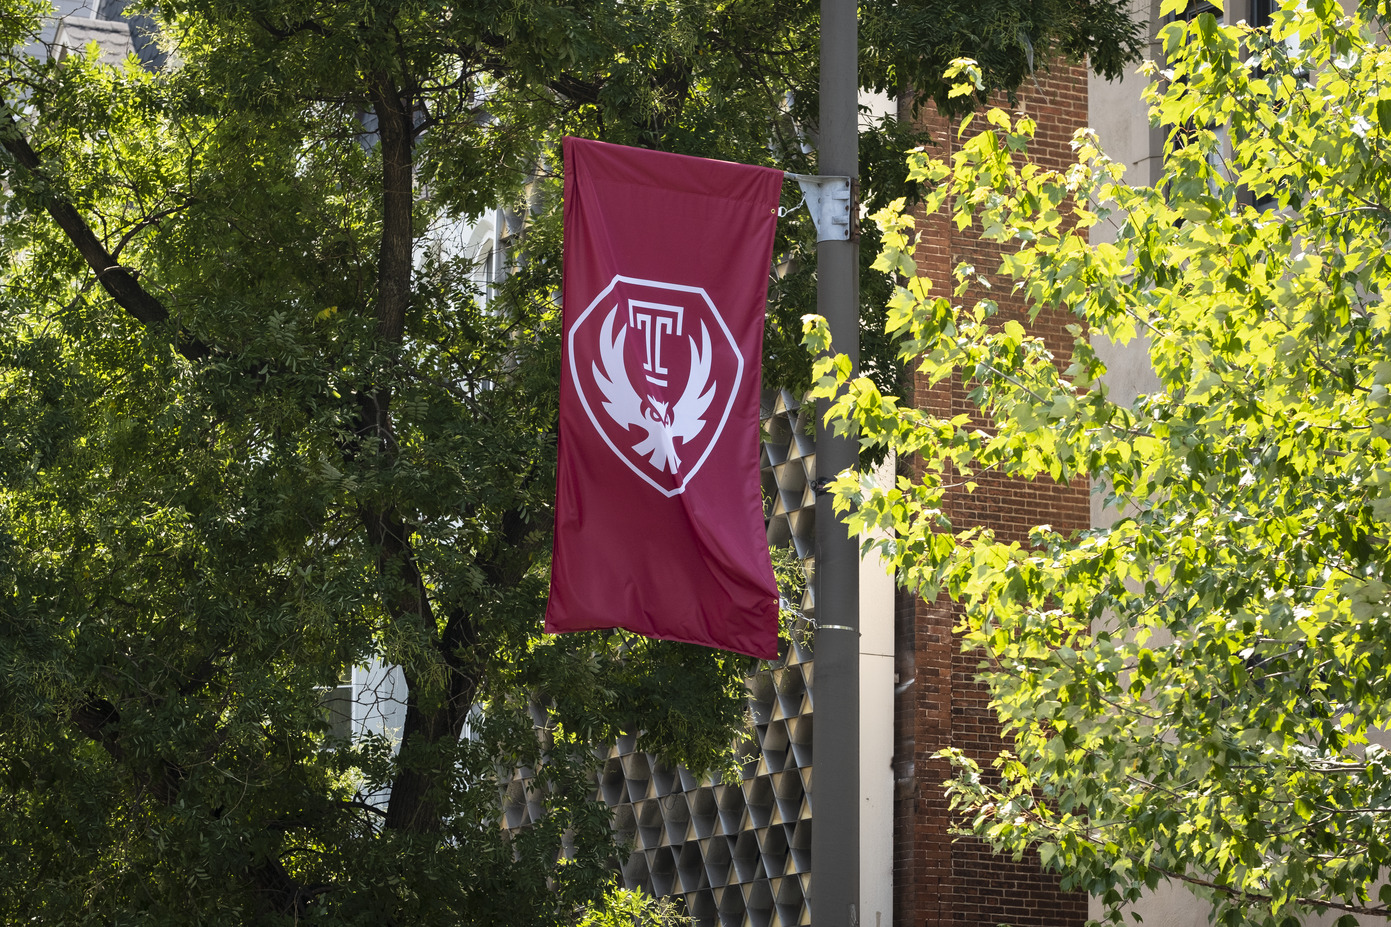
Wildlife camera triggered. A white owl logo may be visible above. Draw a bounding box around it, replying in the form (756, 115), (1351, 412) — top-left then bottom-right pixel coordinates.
(591, 305), (716, 475)
(569, 276), (743, 497)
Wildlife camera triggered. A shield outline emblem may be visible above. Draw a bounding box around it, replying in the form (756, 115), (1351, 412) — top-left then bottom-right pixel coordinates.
(568, 274), (745, 497)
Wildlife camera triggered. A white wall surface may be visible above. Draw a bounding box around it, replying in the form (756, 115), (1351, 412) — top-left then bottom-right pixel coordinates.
(861, 455), (897, 927)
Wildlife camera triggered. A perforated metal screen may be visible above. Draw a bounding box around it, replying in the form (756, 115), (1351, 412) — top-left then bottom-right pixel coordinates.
(502, 390), (819, 927)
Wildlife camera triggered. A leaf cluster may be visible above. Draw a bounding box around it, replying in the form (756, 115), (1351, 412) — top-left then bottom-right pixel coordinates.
(810, 2), (1391, 923)
(0, 0), (1147, 917)
(860, 0), (1146, 118)
(0, 0), (795, 919)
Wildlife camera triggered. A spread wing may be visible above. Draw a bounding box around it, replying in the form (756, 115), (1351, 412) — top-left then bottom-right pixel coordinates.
(592, 306), (646, 430)
(670, 321), (716, 444)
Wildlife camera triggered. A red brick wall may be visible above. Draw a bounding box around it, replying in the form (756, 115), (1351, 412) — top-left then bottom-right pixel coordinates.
(892, 63), (1092, 927)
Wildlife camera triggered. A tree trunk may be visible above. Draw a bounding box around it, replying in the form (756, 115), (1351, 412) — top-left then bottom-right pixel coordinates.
(359, 72), (483, 836)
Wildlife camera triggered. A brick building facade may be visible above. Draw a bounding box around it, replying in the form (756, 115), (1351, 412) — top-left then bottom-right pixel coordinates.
(892, 63), (1094, 927)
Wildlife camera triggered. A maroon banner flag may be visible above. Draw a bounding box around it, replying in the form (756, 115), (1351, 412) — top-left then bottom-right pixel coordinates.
(546, 136), (783, 659)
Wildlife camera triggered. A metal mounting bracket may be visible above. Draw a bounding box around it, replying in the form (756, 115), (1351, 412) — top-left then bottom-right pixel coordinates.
(785, 172), (855, 242)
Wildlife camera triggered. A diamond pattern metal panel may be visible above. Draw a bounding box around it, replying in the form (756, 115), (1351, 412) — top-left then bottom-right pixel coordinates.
(592, 635), (816, 926)
(503, 389), (817, 927)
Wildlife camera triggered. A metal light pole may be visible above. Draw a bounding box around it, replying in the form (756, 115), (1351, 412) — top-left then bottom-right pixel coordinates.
(811, 0), (860, 923)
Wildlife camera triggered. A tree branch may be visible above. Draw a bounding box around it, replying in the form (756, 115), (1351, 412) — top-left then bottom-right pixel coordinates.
(251, 13), (331, 39)
(367, 72), (415, 345)
(0, 112), (210, 361)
